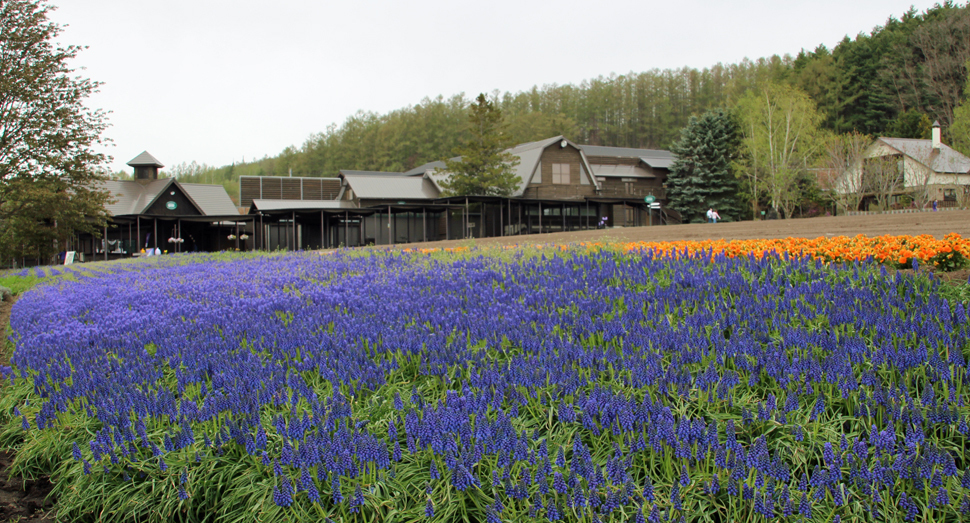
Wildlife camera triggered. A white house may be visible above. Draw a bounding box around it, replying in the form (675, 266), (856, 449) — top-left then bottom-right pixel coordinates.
(841, 122), (970, 210)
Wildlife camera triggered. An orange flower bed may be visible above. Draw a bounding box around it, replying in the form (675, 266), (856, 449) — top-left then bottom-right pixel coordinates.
(623, 233), (970, 270)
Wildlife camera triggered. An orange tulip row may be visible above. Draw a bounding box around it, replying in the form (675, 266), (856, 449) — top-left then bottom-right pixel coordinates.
(621, 233), (970, 271)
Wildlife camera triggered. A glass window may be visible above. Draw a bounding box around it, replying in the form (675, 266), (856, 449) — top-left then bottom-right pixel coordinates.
(552, 164), (570, 184)
(944, 188), (957, 201)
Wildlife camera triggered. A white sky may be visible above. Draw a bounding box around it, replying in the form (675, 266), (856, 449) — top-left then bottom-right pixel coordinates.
(48, 0), (947, 174)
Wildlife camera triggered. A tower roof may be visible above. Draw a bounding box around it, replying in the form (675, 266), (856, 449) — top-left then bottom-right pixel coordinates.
(126, 151), (164, 168)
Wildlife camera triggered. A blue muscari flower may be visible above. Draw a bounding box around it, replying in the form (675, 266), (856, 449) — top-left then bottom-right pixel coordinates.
(273, 478), (293, 507)
(642, 475), (655, 502)
(799, 493), (811, 518)
(331, 475), (343, 504)
(547, 502), (561, 521)
(72, 442), (82, 461)
(425, 498), (434, 518)
(935, 487), (949, 507)
(553, 472), (567, 494)
(178, 486), (189, 500)
(670, 484), (682, 511)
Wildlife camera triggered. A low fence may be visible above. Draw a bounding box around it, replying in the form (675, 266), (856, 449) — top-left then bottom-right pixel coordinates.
(846, 206), (967, 216)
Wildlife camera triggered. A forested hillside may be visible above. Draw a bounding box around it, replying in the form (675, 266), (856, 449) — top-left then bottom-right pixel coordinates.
(167, 2), (970, 205)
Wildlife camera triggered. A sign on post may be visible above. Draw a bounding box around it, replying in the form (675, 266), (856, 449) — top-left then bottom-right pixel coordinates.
(644, 195), (656, 204)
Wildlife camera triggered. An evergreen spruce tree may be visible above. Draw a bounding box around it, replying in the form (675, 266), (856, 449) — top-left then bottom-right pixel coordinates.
(666, 108), (741, 223)
(440, 94), (520, 197)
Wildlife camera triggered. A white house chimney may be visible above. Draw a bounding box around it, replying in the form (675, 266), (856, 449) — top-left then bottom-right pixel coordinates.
(932, 120), (941, 149)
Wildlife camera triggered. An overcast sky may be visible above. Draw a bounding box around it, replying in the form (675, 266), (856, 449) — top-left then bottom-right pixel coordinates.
(49, 0), (946, 174)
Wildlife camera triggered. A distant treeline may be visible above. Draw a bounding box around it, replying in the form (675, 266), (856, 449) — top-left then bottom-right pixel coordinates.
(162, 2), (968, 204)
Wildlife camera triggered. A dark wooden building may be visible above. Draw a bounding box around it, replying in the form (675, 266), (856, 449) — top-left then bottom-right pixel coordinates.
(242, 136), (677, 250)
(76, 152), (250, 260)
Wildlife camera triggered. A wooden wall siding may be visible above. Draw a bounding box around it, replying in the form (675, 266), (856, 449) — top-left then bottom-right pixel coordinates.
(262, 178), (283, 200)
(523, 146), (596, 199)
(281, 180), (302, 200)
(597, 178), (665, 199)
(145, 186), (201, 216)
(240, 178), (261, 207)
(240, 177), (343, 207)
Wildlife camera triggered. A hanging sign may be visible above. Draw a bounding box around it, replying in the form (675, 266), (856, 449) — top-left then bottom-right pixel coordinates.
(166, 201), (177, 210)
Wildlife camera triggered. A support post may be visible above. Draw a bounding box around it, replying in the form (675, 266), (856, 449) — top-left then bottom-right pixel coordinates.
(538, 202), (542, 233)
(320, 210), (325, 250)
(422, 207), (427, 242)
(445, 208), (450, 240)
(104, 224), (108, 261)
(345, 211), (349, 247)
(153, 219), (158, 251)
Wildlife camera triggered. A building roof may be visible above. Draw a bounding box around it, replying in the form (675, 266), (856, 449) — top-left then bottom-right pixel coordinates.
(424, 136), (601, 197)
(640, 157), (675, 169)
(877, 137), (970, 174)
(126, 151), (164, 168)
(101, 178), (238, 216)
(103, 178), (174, 216)
(579, 144), (675, 160)
(180, 183), (241, 215)
(250, 199), (356, 212)
(341, 173), (440, 200)
(403, 160), (447, 176)
(338, 170), (408, 176)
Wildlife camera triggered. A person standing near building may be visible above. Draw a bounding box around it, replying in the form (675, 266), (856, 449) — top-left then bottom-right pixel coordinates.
(706, 208), (714, 223)
(712, 209), (721, 223)
(932, 199), (938, 211)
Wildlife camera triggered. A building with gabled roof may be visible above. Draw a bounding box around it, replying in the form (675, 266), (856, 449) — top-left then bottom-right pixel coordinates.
(74, 152), (250, 260)
(242, 136), (676, 249)
(839, 123), (970, 211)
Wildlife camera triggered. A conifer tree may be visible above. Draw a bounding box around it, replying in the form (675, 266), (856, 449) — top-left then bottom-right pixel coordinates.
(666, 109), (741, 223)
(440, 94), (520, 197)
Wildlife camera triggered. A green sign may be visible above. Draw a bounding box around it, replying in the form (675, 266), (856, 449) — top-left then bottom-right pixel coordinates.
(166, 201), (177, 210)
(644, 195), (656, 204)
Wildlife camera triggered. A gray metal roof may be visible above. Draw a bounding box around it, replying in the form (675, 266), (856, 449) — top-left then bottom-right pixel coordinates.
(579, 144), (675, 160)
(251, 199), (356, 211)
(180, 183), (241, 215)
(102, 178), (173, 216)
(878, 137), (970, 174)
(640, 157), (675, 169)
(342, 174), (439, 200)
(126, 151), (164, 167)
(338, 170), (408, 176)
(403, 160), (447, 176)
(100, 178), (238, 216)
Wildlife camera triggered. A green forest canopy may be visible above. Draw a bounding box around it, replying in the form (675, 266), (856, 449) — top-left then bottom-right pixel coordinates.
(158, 2), (970, 205)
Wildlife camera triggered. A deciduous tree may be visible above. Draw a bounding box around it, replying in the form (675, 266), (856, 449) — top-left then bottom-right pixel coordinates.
(820, 131), (871, 214)
(736, 83), (825, 219)
(0, 0), (111, 263)
(950, 59), (970, 157)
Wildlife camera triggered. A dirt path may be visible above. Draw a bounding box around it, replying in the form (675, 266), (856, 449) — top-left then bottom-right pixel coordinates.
(0, 296), (55, 522)
(362, 209), (970, 251)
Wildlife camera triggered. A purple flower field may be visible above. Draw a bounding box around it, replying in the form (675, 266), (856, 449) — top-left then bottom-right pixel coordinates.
(2, 249), (969, 522)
